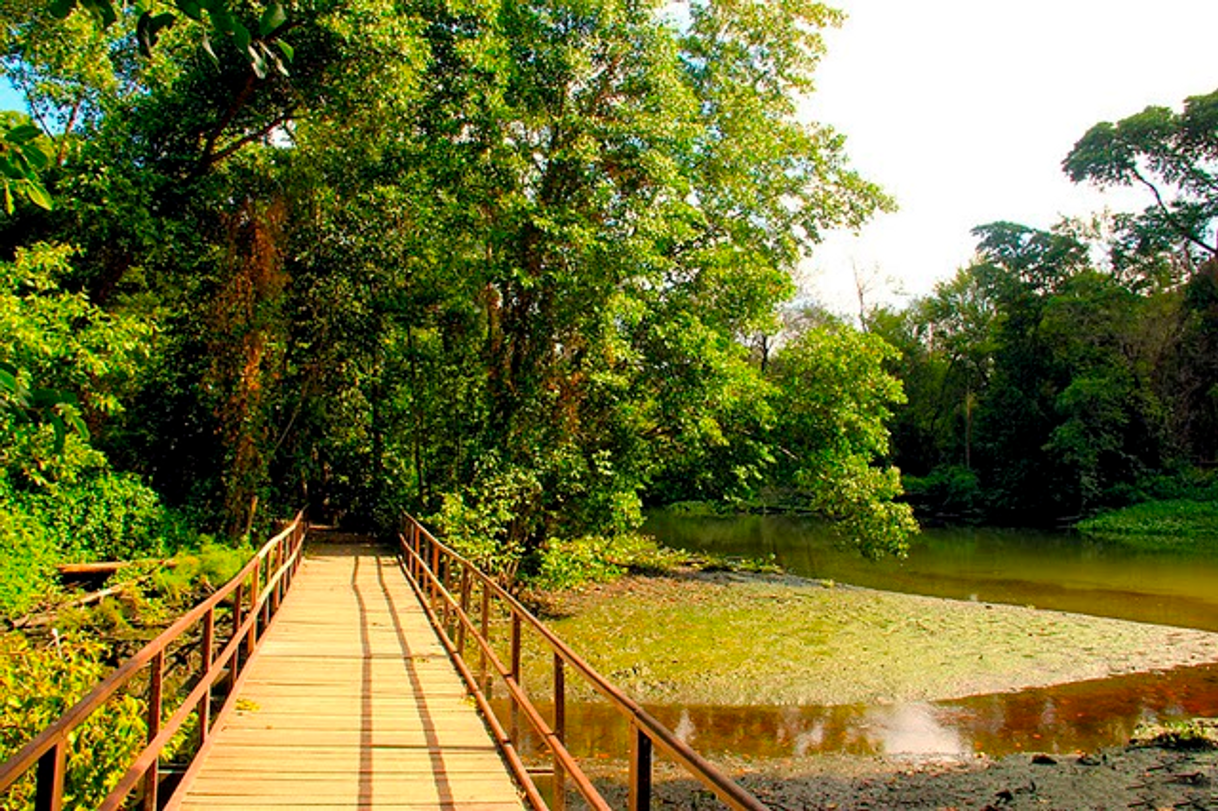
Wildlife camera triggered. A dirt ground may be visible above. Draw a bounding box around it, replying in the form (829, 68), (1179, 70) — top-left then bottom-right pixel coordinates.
(572, 739), (1218, 810)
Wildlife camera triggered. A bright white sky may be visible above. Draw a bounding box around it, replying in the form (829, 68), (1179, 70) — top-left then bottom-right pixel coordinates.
(804, 0), (1218, 316)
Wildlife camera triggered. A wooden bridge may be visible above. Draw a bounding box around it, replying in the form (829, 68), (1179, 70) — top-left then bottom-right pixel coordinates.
(0, 515), (767, 810)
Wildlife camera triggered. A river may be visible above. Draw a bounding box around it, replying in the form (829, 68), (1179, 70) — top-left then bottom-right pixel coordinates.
(643, 511), (1218, 632)
(517, 512), (1218, 761)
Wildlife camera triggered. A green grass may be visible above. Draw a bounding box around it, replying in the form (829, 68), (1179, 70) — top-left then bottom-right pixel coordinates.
(1077, 499), (1218, 552)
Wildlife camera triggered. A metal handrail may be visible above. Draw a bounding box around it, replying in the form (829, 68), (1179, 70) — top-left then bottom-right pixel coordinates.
(399, 513), (768, 811)
(0, 510), (308, 811)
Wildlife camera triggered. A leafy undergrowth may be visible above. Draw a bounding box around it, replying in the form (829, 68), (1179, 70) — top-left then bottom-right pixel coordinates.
(1078, 499), (1218, 552)
(524, 532), (778, 594)
(0, 542), (251, 807)
(1131, 718), (1218, 750)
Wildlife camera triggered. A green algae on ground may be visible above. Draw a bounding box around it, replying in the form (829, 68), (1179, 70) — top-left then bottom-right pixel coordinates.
(522, 571), (1218, 707)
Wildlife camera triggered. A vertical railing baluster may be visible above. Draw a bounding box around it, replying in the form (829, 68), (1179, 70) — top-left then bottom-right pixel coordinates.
(553, 653), (567, 811)
(509, 613), (522, 745)
(143, 651), (164, 811)
(479, 585), (491, 698)
(628, 724), (652, 811)
(200, 607), (215, 747)
(34, 740), (65, 811)
(248, 558), (261, 655)
(231, 581), (244, 682)
(430, 540), (440, 608)
(457, 568), (471, 656)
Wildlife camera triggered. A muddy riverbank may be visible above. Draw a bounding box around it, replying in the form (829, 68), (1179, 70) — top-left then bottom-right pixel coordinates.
(529, 570), (1218, 808)
(579, 743), (1218, 810)
(533, 570), (1218, 706)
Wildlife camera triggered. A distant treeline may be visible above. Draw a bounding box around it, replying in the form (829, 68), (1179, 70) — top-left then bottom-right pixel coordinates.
(870, 88), (1218, 525)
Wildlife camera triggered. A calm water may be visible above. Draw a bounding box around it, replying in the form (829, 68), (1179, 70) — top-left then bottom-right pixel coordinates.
(517, 512), (1218, 761)
(644, 512), (1218, 632)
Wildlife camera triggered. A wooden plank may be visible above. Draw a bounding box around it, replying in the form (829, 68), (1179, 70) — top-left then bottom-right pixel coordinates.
(169, 543), (525, 811)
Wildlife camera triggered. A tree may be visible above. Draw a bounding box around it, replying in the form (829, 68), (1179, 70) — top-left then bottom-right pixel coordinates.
(767, 322), (915, 558)
(1064, 87), (1218, 277)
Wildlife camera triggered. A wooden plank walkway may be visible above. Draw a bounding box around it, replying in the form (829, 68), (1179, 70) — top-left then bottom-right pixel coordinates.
(170, 538), (525, 810)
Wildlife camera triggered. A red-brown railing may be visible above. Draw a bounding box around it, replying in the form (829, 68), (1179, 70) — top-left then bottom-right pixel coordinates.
(0, 511), (308, 811)
(399, 513), (767, 811)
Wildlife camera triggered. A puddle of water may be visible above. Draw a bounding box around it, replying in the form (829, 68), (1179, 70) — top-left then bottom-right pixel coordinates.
(500, 663), (1218, 760)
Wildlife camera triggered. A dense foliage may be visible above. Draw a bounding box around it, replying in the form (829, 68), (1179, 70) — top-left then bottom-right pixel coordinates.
(877, 88), (1218, 527)
(1, 0), (918, 599)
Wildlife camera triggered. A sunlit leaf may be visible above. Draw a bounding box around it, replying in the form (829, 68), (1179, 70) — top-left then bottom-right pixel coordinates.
(23, 179), (53, 211)
(201, 30), (219, 66)
(23, 143), (51, 170)
(259, 1), (285, 36)
(5, 124), (42, 144)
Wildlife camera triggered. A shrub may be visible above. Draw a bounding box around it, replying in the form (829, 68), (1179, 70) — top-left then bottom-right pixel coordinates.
(0, 502), (57, 617)
(1077, 499), (1218, 550)
(0, 633), (148, 810)
(528, 536), (623, 591)
(16, 471), (187, 562)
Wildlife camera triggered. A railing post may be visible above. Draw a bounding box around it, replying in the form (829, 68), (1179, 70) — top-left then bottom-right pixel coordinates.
(247, 558), (261, 656)
(34, 740), (65, 811)
(231, 581), (244, 682)
(199, 606), (215, 746)
(271, 539), (283, 612)
(457, 568), (471, 656)
(479, 585), (491, 698)
(628, 724), (652, 811)
(509, 612), (522, 744)
(553, 653), (567, 811)
(430, 540), (440, 607)
(142, 651), (164, 811)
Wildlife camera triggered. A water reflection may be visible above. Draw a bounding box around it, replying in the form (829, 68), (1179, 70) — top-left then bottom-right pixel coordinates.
(643, 512), (1218, 631)
(501, 663), (1218, 760)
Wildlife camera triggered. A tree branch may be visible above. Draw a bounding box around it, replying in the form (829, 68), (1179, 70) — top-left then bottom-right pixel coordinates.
(208, 106), (298, 166)
(1132, 167), (1218, 258)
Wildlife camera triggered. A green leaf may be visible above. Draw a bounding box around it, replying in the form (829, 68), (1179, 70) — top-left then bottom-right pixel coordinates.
(231, 19), (250, 53)
(3, 183), (13, 215)
(0, 367), (16, 393)
(22, 142), (51, 170)
(259, 1), (285, 36)
(48, 0), (76, 19)
(274, 38), (293, 62)
(50, 414), (66, 454)
(23, 179), (53, 211)
(137, 11), (155, 57)
(176, 0), (202, 21)
(64, 411), (90, 442)
(5, 124), (42, 144)
(210, 7), (234, 33)
(80, 0), (118, 28)
(138, 10), (175, 55)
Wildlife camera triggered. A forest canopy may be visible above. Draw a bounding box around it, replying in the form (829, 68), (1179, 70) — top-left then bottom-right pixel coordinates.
(0, 0), (916, 597)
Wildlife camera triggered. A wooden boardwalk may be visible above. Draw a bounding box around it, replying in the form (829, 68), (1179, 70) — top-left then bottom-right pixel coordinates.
(170, 539), (525, 810)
